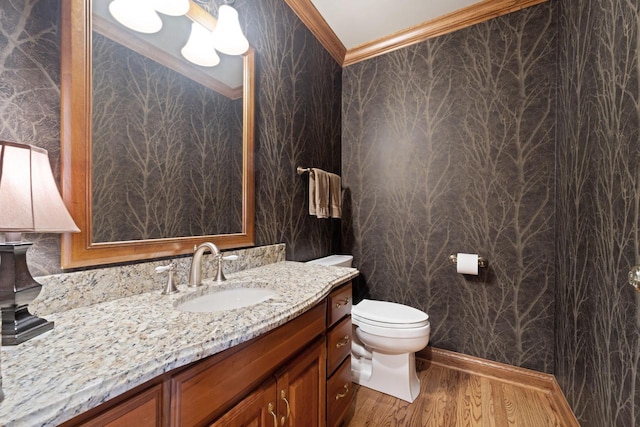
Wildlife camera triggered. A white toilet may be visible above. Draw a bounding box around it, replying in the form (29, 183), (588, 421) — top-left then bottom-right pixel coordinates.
(306, 255), (430, 403)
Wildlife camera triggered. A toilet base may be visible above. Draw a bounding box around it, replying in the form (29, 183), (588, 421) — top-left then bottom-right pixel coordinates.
(352, 350), (421, 403)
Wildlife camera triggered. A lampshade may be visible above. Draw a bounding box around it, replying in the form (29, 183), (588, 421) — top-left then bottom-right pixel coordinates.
(0, 141), (79, 234)
(181, 22), (221, 67)
(154, 0), (190, 16)
(109, 0), (163, 34)
(212, 5), (249, 56)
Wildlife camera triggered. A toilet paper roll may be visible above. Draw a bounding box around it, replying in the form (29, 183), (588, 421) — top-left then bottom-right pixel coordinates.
(456, 253), (479, 275)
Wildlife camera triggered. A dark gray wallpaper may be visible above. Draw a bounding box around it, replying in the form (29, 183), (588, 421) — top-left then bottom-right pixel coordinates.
(0, 0), (61, 275)
(556, 0), (640, 426)
(245, 0), (342, 261)
(0, 0), (341, 274)
(342, 3), (556, 373)
(7, 0), (640, 424)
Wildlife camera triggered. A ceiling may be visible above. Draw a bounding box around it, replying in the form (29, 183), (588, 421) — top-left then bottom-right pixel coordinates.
(284, 0), (548, 66)
(310, 0), (482, 49)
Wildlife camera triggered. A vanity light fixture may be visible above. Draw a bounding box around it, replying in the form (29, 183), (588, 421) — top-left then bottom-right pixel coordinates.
(108, 0), (163, 34)
(211, 4), (249, 56)
(0, 141), (80, 345)
(181, 21), (221, 67)
(108, 0), (249, 67)
(183, 0), (249, 64)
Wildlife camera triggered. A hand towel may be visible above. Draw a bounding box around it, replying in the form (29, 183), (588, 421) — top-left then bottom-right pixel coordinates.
(312, 168), (331, 218)
(308, 168), (341, 219)
(328, 172), (342, 219)
(309, 171), (317, 216)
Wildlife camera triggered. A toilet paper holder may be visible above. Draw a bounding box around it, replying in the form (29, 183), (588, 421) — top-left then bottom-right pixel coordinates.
(448, 254), (488, 268)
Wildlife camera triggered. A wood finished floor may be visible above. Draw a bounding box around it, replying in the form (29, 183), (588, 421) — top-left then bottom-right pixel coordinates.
(343, 359), (569, 427)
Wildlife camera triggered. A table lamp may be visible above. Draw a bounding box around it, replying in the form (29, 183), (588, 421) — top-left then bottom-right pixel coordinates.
(0, 141), (80, 345)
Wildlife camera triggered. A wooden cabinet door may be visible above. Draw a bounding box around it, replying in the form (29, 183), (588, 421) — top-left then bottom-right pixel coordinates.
(210, 378), (278, 427)
(275, 338), (326, 427)
(78, 384), (163, 427)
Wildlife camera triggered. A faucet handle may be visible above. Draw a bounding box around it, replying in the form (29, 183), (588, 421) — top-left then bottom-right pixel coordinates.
(156, 263), (179, 295)
(214, 254), (238, 282)
(215, 255), (239, 282)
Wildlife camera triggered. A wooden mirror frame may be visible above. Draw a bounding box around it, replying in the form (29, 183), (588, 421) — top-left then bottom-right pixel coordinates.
(60, 0), (255, 269)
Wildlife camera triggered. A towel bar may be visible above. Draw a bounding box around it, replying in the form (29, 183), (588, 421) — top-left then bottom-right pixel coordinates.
(297, 166), (314, 176)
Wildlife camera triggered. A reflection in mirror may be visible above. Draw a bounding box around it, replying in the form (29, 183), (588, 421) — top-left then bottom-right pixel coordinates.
(60, 0), (254, 268)
(92, 0), (243, 242)
(91, 36), (243, 241)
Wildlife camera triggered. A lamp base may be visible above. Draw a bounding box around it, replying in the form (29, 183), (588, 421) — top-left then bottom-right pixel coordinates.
(0, 240), (53, 345)
(1, 306), (54, 346)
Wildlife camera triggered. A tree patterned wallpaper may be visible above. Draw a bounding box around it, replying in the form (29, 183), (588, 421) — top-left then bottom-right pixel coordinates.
(245, 0), (342, 261)
(92, 33), (243, 242)
(0, 0), (341, 274)
(4, 0), (640, 424)
(556, 0), (640, 425)
(0, 0), (61, 275)
(342, 3), (556, 373)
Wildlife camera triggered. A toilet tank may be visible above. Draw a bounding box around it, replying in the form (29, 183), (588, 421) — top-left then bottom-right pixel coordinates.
(306, 254), (353, 268)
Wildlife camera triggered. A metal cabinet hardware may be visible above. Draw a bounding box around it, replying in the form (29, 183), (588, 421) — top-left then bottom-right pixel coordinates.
(280, 389), (290, 426)
(336, 335), (350, 348)
(335, 383), (350, 400)
(268, 402), (278, 427)
(335, 298), (350, 308)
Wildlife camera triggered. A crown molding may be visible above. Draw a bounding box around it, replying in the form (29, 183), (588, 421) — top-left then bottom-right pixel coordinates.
(284, 0), (548, 67)
(283, 0), (346, 64)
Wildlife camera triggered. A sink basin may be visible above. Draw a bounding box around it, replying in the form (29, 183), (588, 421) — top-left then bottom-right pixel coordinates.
(176, 287), (280, 313)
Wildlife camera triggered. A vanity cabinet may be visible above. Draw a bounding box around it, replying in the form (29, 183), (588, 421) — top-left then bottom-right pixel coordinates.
(212, 338), (326, 427)
(325, 282), (354, 427)
(62, 302), (326, 427)
(61, 281), (356, 427)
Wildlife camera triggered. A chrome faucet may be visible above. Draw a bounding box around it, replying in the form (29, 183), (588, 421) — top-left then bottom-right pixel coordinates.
(189, 242), (223, 287)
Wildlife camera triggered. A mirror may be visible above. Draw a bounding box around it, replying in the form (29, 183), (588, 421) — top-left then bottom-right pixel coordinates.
(60, 0), (255, 268)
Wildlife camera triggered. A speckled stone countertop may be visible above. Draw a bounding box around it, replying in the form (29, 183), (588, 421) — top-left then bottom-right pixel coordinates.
(0, 261), (358, 427)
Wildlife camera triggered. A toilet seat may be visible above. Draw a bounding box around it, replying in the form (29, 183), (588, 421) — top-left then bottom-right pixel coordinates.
(354, 319), (431, 339)
(352, 313), (429, 329)
(352, 299), (429, 329)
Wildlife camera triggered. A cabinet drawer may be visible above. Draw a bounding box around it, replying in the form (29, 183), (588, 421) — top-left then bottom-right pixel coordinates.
(327, 316), (352, 376)
(328, 282), (352, 327)
(327, 358), (353, 427)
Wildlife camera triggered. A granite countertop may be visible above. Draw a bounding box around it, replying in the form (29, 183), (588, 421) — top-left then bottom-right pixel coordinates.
(0, 261), (358, 427)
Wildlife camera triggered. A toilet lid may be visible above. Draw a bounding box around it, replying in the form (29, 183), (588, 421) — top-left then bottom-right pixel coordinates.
(352, 299), (429, 329)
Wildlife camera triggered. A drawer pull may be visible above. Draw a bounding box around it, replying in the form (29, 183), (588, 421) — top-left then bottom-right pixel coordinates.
(280, 389), (290, 426)
(335, 383), (350, 400)
(268, 402), (278, 427)
(335, 297), (350, 308)
(335, 335), (350, 348)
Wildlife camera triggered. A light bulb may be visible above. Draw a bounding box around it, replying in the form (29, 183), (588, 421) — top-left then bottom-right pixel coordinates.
(109, 0), (163, 34)
(212, 5), (249, 56)
(181, 22), (221, 67)
(154, 0), (190, 16)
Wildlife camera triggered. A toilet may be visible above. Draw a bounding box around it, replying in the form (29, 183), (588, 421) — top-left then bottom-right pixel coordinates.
(306, 255), (430, 403)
